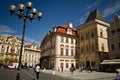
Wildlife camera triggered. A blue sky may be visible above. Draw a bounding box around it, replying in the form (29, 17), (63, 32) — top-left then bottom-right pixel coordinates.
(0, 0), (120, 45)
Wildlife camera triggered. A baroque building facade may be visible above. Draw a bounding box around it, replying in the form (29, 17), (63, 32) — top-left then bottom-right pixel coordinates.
(40, 23), (77, 70)
(0, 35), (22, 66)
(108, 14), (120, 59)
(23, 42), (41, 67)
(77, 9), (110, 69)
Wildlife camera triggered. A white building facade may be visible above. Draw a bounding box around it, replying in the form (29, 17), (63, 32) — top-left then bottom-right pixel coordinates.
(23, 43), (41, 67)
(40, 23), (77, 71)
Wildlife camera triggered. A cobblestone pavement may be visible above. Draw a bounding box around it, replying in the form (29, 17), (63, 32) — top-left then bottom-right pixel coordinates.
(41, 69), (117, 80)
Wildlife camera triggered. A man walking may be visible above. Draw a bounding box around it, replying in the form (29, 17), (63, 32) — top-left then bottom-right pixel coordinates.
(35, 64), (40, 80)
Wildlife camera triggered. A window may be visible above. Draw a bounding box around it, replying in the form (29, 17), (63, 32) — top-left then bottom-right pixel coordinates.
(81, 36), (83, 41)
(101, 44), (104, 51)
(86, 45), (88, 52)
(100, 29), (103, 37)
(91, 32), (94, 38)
(75, 50), (78, 56)
(86, 33), (88, 39)
(71, 39), (73, 44)
(111, 30), (116, 35)
(118, 43), (120, 50)
(67, 29), (72, 34)
(111, 43), (115, 51)
(60, 48), (64, 55)
(117, 28), (120, 33)
(66, 49), (68, 56)
(61, 36), (64, 42)
(71, 49), (74, 56)
(1, 45), (5, 53)
(66, 63), (69, 68)
(66, 38), (68, 43)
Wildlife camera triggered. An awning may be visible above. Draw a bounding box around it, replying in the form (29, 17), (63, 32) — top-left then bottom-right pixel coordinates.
(100, 59), (120, 64)
(101, 61), (120, 64)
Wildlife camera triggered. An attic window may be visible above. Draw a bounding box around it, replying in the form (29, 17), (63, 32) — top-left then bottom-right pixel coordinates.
(67, 28), (72, 34)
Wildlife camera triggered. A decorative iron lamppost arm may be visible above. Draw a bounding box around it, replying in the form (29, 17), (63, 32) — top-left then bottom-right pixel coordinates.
(9, 2), (42, 80)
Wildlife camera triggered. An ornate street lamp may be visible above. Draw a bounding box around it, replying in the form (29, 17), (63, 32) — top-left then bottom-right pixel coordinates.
(9, 2), (42, 80)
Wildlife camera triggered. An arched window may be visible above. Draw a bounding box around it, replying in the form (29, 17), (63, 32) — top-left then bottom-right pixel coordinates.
(60, 48), (64, 55)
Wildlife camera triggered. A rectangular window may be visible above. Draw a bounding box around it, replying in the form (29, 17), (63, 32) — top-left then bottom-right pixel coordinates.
(118, 43), (120, 50)
(117, 28), (120, 33)
(60, 48), (64, 55)
(71, 49), (74, 56)
(66, 38), (68, 43)
(75, 50), (77, 56)
(91, 32), (94, 38)
(66, 63), (69, 68)
(111, 30), (116, 35)
(66, 49), (68, 56)
(81, 36), (83, 41)
(61, 36), (64, 42)
(71, 39), (73, 44)
(111, 43), (115, 51)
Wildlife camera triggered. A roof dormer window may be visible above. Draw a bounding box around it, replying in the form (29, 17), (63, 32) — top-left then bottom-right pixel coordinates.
(67, 28), (72, 34)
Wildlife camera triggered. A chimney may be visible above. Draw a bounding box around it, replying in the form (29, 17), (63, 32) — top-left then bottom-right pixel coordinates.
(68, 22), (73, 28)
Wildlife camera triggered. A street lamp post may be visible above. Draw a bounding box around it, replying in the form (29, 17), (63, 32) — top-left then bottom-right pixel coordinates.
(9, 2), (42, 80)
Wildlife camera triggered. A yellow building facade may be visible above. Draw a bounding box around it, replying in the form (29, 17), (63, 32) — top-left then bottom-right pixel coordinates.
(0, 35), (22, 66)
(77, 9), (110, 69)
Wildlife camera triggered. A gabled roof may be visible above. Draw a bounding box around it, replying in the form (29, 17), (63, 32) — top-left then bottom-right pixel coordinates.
(85, 9), (105, 23)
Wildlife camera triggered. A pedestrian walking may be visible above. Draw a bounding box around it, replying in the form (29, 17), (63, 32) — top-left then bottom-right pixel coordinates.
(61, 65), (63, 72)
(14, 66), (16, 70)
(52, 68), (55, 75)
(70, 67), (74, 74)
(35, 64), (40, 80)
(114, 69), (120, 80)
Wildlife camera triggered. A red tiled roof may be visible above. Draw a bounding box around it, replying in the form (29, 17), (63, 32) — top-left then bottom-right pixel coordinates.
(25, 45), (30, 48)
(56, 25), (77, 36)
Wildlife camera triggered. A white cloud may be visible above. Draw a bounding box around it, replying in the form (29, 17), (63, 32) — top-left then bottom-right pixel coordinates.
(24, 36), (40, 45)
(74, 11), (89, 25)
(0, 25), (17, 34)
(87, 1), (99, 9)
(1, 34), (12, 37)
(103, 0), (120, 17)
(16, 35), (40, 45)
(0, 24), (40, 45)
